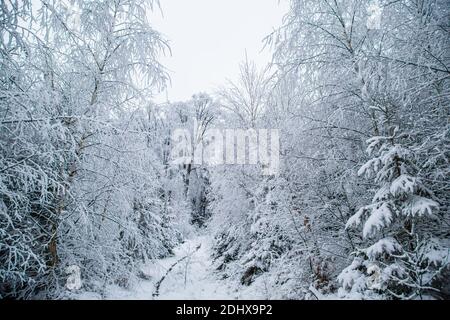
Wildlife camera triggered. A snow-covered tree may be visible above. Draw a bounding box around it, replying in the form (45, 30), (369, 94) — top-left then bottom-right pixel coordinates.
(0, 0), (184, 298)
(342, 128), (448, 299)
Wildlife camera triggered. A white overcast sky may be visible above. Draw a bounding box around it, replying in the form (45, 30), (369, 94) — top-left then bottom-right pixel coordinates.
(149, 0), (289, 103)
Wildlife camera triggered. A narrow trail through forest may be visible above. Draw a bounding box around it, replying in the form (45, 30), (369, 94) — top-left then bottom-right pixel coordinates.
(105, 233), (236, 300)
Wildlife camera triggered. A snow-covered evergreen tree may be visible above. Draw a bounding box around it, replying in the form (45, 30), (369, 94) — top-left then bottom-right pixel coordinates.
(342, 128), (448, 299)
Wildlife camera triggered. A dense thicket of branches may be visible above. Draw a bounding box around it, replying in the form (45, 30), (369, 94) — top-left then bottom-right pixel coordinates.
(0, 0), (192, 298)
(210, 0), (450, 299)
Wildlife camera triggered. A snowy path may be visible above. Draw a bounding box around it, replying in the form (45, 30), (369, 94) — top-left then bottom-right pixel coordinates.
(105, 234), (236, 300)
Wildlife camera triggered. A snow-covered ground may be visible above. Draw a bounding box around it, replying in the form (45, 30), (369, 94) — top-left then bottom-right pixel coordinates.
(72, 232), (333, 300)
(101, 233), (238, 300)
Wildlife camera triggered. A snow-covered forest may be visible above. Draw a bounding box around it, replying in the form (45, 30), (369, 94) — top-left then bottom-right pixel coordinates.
(1, 0), (449, 300)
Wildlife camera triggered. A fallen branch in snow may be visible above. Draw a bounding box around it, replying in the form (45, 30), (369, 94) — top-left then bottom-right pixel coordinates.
(308, 285), (325, 300)
(152, 244), (202, 298)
